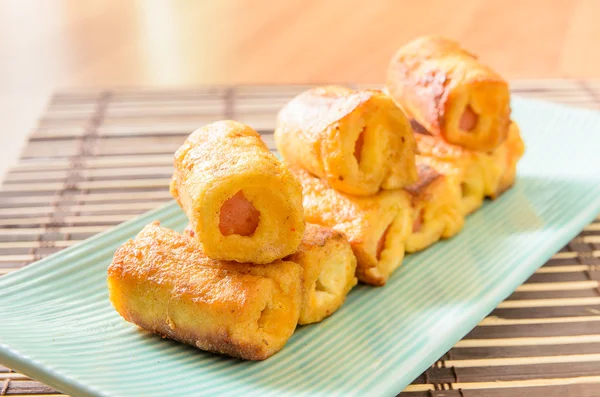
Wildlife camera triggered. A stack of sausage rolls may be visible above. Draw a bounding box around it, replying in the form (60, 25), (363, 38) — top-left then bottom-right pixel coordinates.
(107, 35), (524, 361)
(108, 120), (358, 360)
(386, 36), (525, 217)
(275, 86), (422, 285)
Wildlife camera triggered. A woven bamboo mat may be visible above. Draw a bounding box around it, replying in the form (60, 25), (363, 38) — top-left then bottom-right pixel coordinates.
(1, 81), (600, 397)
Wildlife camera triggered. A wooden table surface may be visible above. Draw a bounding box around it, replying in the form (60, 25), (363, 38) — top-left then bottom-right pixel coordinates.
(1, 0), (600, 181)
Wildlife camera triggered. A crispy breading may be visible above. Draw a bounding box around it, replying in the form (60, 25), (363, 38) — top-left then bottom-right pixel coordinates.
(108, 221), (303, 361)
(387, 36), (510, 151)
(171, 120), (304, 264)
(275, 86), (418, 196)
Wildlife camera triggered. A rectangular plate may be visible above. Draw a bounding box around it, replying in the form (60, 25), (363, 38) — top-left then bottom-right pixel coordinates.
(1, 97), (600, 397)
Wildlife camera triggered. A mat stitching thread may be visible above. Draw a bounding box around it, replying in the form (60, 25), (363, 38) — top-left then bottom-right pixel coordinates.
(575, 243), (600, 296)
(63, 91), (111, 228)
(451, 365), (460, 383)
(0, 378), (9, 395)
(37, 95), (98, 258)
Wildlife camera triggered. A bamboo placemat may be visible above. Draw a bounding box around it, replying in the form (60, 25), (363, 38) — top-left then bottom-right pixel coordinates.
(1, 81), (600, 397)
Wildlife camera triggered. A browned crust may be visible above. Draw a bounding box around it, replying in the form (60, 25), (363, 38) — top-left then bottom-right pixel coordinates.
(275, 85), (418, 195)
(410, 119), (431, 135)
(389, 59), (450, 132)
(388, 36), (506, 129)
(120, 306), (273, 361)
(386, 36), (510, 151)
(276, 86), (378, 144)
(295, 223), (347, 249)
(404, 162), (443, 199)
(291, 167), (370, 229)
(414, 128), (473, 161)
(108, 221), (302, 361)
(291, 167), (408, 286)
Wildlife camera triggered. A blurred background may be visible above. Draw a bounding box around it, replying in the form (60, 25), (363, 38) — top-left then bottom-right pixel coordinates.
(1, 0), (599, 180)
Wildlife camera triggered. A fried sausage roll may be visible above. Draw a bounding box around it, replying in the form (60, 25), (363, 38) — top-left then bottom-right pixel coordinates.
(286, 224), (358, 325)
(415, 126), (505, 215)
(185, 223), (357, 325)
(275, 86), (418, 196)
(108, 221), (303, 361)
(415, 157), (481, 216)
(387, 36), (510, 151)
(404, 160), (464, 253)
(292, 168), (412, 286)
(415, 120), (523, 214)
(170, 120), (305, 264)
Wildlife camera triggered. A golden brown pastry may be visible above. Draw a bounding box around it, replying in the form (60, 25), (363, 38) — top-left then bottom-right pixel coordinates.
(415, 125), (505, 215)
(416, 157), (481, 215)
(275, 86), (418, 196)
(108, 221), (303, 361)
(185, 223), (357, 324)
(415, 120), (523, 214)
(286, 224), (357, 325)
(170, 120), (305, 264)
(292, 168), (412, 286)
(387, 36), (510, 151)
(490, 121), (525, 198)
(404, 160), (464, 252)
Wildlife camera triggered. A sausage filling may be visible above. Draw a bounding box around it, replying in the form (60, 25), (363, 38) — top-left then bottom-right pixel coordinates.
(219, 191), (260, 236)
(459, 105), (478, 132)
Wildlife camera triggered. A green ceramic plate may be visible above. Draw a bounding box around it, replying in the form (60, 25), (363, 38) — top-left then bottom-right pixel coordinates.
(1, 97), (600, 397)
